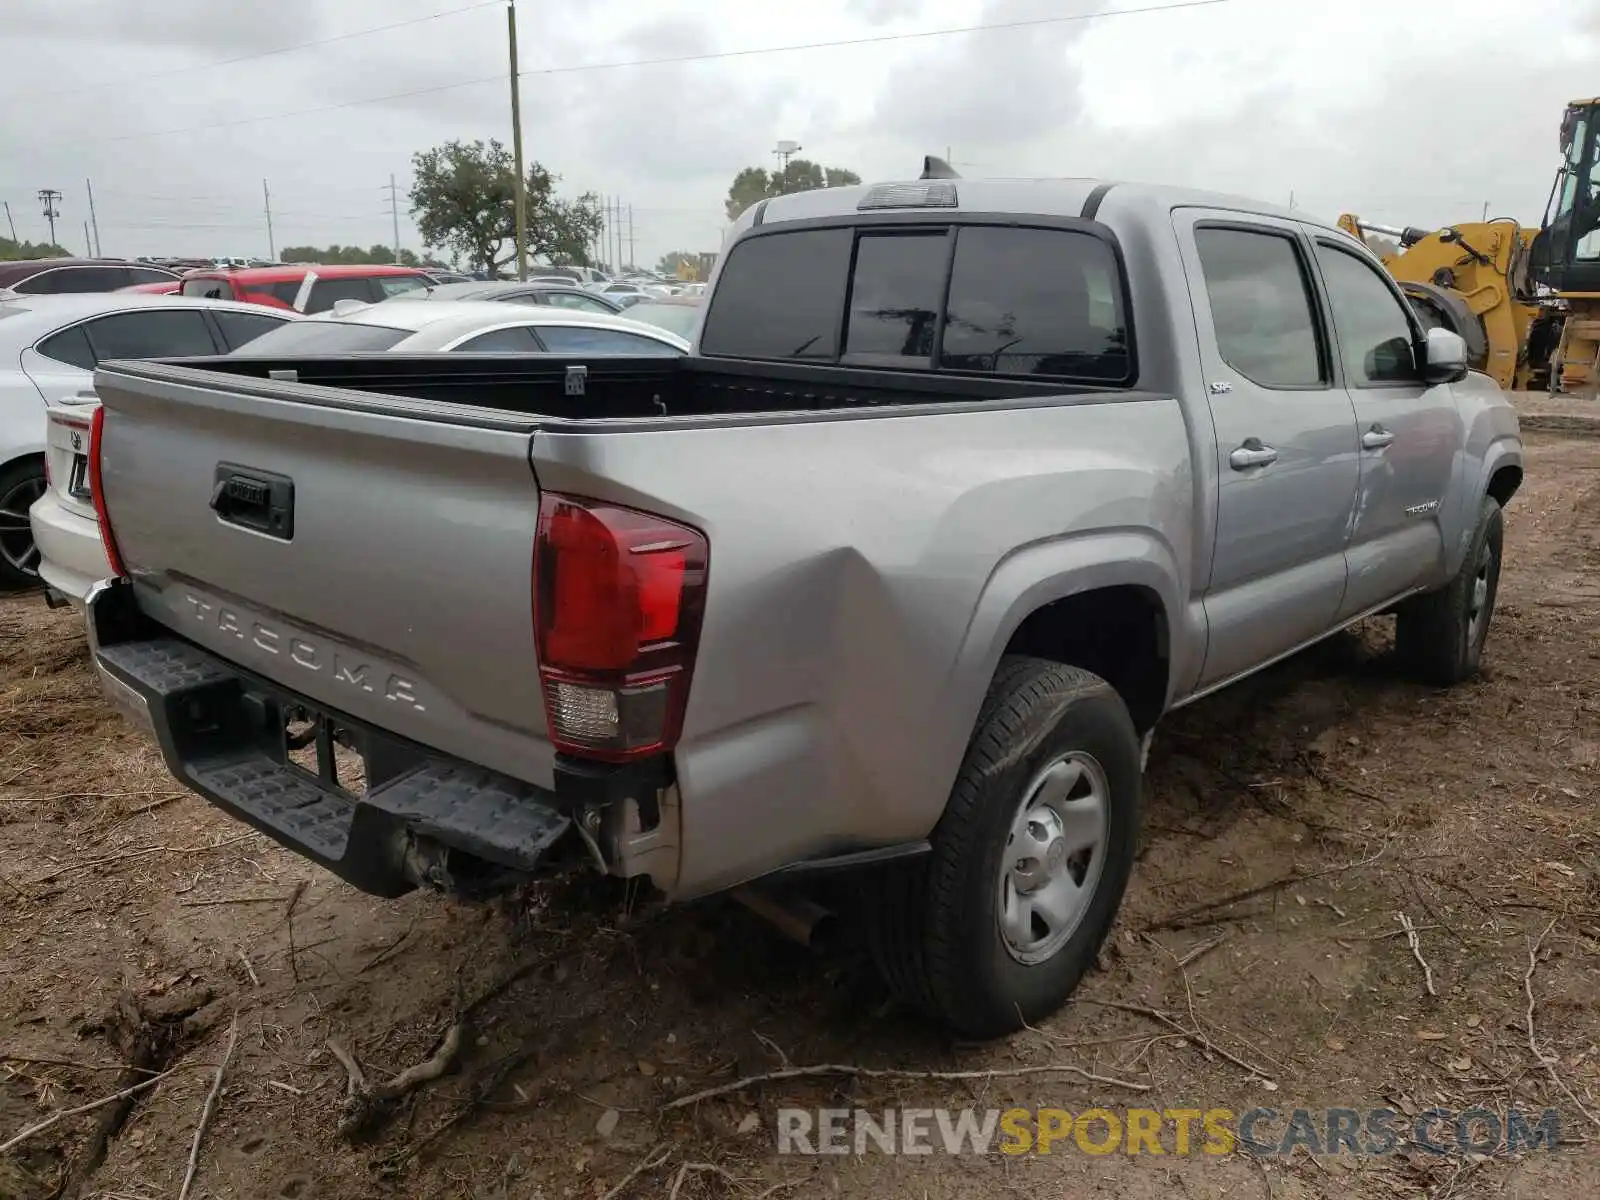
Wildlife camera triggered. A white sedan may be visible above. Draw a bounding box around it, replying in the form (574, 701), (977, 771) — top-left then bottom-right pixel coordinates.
(227, 300), (691, 357)
(5, 293), (296, 595)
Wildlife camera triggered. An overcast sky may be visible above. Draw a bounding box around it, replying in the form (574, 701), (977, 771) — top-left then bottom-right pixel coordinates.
(3, 0), (1597, 268)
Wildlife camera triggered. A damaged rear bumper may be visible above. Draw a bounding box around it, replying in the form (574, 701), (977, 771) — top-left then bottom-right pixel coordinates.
(85, 578), (574, 898)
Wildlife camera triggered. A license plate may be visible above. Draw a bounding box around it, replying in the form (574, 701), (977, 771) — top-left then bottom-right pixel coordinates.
(67, 453), (90, 502)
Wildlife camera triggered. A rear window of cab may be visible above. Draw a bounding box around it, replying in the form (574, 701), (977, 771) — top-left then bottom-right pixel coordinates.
(699, 223), (1133, 384)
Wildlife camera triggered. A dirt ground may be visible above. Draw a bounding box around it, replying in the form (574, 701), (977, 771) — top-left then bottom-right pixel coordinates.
(3, 433), (1600, 1200)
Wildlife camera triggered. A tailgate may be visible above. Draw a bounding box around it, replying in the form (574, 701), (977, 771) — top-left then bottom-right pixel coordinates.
(93, 361), (555, 785)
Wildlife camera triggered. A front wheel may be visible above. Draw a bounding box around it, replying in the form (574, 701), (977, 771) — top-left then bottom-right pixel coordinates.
(868, 657), (1142, 1039)
(1395, 495), (1503, 684)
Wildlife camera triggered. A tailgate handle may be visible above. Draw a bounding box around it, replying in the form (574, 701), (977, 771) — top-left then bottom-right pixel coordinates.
(211, 464), (295, 540)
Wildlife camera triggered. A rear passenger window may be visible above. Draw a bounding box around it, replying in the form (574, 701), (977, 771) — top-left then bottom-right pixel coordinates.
(181, 278), (233, 299)
(844, 232), (946, 363)
(84, 310), (218, 360)
(376, 275), (426, 298)
(36, 324), (96, 370)
(535, 327), (681, 355)
(303, 277), (376, 312)
(17, 266), (129, 294)
(1314, 243), (1420, 385)
(941, 227), (1131, 381)
(454, 327), (541, 353)
(699, 228), (852, 360)
(1195, 227), (1325, 389)
(211, 310), (289, 351)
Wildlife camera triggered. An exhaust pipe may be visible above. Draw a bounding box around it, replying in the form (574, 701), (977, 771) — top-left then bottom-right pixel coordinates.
(732, 886), (835, 949)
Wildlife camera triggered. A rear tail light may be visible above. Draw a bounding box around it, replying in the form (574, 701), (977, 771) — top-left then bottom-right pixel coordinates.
(533, 493), (708, 762)
(87, 406), (127, 578)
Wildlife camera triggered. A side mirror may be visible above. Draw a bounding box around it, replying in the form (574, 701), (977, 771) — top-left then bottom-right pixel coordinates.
(1423, 326), (1468, 384)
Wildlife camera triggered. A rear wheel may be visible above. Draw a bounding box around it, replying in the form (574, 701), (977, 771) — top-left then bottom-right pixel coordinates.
(1395, 495), (1503, 684)
(0, 458), (46, 589)
(868, 657), (1141, 1038)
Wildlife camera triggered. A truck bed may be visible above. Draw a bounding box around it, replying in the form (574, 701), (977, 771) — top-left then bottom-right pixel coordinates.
(129, 352), (1104, 423)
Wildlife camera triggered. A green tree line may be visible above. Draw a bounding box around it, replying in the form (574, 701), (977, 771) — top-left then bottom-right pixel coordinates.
(1, 238), (68, 261)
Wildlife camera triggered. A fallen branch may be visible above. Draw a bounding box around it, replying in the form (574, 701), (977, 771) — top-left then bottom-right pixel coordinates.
(180, 894), (291, 908)
(1397, 912), (1436, 996)
(177, 1016), (239, 1200)
(662, 1061), (1149, 1111)
(30, 832), (257, 885)
(1074, 998), (1276, 1084)
(668, 1161), (740, 1200)
(1177, 931), (1231, 968)
(327, 1020), (465, 1138)
(1145, 841), (1389, 932)
(357, 923), (415, 975)
(124, 792), (187, 816)
(237, 949), (261, 989)
(0, 1053), (163, 1074)
(600, 1144), (674, 1200)
(1524, 917), (1600, 1131)
(0, 1065), (182, 1153)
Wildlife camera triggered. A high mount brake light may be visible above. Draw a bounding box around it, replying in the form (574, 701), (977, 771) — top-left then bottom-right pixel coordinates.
(533, 493), (708, 762)
(88, 405), (127, 578)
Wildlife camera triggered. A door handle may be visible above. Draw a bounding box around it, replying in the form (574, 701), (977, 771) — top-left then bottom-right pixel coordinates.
(1229, 438), (1279, 470)
(1362, 425), (1396, 450)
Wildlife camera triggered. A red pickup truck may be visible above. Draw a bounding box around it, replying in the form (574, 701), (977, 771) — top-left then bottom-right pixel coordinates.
(169, 264), (431, 312)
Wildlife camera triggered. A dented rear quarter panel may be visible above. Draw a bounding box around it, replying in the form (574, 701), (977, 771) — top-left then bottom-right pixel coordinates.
(530, 396), (1194, 896)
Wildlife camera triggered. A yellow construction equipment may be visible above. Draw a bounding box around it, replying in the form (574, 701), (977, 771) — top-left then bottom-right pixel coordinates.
(1337, 213), (1555, 392)
(1529, 97), (1600, 395)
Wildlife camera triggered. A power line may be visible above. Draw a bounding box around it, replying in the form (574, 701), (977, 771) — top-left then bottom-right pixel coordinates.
(64, 0), (1232, 148)
(1, 0), (501, 103)
(522, 0), (1231, 78)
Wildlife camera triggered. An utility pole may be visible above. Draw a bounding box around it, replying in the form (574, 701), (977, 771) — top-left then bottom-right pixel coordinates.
(37, 189), (61, 248)
(626, 204), (635, 272)
(614, 198), (624, 275)
(507, 0), (528, 280)
(262, 179), (276, 261)
(84, 221), (92, 257)
(85, 179), (102, 256)
(3, 201), (16, 243)
(1481, 200), (1490, 221)
(386, 174), (401, 262)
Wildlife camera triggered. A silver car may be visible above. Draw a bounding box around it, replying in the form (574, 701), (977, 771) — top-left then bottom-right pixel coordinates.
(227, 300), (691, 356)
(4, 293), (295, 591)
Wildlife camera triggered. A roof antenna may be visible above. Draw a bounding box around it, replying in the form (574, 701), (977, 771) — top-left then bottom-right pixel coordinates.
(920, 155), (961, 180)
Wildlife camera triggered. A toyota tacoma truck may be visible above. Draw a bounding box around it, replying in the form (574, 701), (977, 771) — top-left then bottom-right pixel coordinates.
(81, 168), (1522, 1037)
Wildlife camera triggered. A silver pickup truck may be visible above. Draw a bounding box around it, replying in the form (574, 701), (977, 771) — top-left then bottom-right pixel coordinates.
(82, 170), (1522, 1037)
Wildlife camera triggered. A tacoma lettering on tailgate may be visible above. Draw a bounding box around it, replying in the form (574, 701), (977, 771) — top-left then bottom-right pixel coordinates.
(183, 593), (426, 712)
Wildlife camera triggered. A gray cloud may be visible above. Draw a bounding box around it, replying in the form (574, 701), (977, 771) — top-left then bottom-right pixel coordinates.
(10, 0), (328, 52)
(867, 0), (1100, 153)
(845, 0), (925, 23)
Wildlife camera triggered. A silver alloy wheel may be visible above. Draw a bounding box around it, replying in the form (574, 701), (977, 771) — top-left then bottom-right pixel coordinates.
(998, 750), (1110, 965)
(0, 472), (46, 578)
(1467, 539), (1494, 645)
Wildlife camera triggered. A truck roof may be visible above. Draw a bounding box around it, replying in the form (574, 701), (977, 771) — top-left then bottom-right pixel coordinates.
(751, 176), (1334, 236)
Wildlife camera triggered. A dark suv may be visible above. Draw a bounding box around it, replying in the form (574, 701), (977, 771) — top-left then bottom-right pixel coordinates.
(0, 258), (180, 294)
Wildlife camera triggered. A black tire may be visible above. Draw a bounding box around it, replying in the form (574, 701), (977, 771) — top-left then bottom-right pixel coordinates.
(867, 656), (1142, 1039)
(1395, 495), (1503, 684)
(0, 458), (47, 590)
